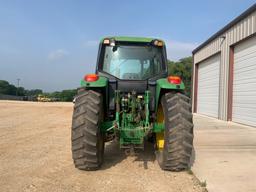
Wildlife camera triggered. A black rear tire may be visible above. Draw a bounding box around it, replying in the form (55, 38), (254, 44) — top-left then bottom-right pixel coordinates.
(71, 90), (104, 170)
(156, 92), (193, 171)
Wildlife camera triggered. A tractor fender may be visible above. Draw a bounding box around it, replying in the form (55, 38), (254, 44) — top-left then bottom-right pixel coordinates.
(80, 76), (108, 115)
(80, 76), (108, 88)
(155, 78), (185, 110)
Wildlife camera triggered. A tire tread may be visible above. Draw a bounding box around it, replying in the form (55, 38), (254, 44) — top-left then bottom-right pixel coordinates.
(157, 92), (194, 171)
(71, 90), (104, 171)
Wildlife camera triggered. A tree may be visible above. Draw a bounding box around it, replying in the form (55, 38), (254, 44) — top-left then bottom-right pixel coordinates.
(168, 56), (192, 97)
(60, 89), (77, 101)
(0, 79), (76, 101)
(46, 89), (77, 102)
(25, 89), (43, 96)
(0, 80), (43, 96)
(16, 87), (26, 96)
(0, 80), (17, 95)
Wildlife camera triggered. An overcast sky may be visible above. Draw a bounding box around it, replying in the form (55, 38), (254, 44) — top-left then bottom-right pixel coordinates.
(0, 0), (255, 92)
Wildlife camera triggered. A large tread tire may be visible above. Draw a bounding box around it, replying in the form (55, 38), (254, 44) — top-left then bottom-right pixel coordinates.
(71, 90), (104, 170)
(157, 92), (193, 171)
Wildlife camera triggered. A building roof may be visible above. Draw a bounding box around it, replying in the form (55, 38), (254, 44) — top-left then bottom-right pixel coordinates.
(192, 3), (256, 54)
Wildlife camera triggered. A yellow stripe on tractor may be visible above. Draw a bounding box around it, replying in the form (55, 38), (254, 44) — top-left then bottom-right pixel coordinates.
(156, 132), (164, 149)
(156, 104), (165, 150)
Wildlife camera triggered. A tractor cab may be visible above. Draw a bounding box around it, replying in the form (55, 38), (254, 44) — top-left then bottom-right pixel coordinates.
(97, 37), (168, 94)
(98, 38), (167, 80)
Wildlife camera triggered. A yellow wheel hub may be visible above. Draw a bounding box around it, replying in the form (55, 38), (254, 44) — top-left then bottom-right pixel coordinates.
(156, 104), (164, 150)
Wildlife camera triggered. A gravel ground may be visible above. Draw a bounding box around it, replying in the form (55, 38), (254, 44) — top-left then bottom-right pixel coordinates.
(0, 101), (206, 192)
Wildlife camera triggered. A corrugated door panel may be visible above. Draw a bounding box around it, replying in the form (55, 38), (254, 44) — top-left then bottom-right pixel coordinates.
(197, 54), (220, 118)
(233, 36), (256, 127)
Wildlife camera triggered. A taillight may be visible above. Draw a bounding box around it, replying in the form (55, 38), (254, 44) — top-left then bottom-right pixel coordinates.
(168, 76), (181, 84)
(84, 74), (99, 82)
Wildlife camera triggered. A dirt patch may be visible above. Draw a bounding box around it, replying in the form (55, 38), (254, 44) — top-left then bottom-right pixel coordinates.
(0, 101), (205, 192)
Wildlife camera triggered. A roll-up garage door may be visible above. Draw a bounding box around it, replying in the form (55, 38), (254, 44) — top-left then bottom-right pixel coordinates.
(233, 36), (256, 127)
(197, 54), (220, 118)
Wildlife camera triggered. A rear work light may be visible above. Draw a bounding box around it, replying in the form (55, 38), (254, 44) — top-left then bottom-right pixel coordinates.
(168, 76), (181, 84)
(84, 74), (99, 82)
(153, 40), (164, 47)
(103, 39), (110, 44)
(103, 38), (115, 46)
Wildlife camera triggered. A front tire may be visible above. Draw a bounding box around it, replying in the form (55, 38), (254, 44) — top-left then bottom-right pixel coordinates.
(71, 90), (104, 170)
(156, 92), (193, 171)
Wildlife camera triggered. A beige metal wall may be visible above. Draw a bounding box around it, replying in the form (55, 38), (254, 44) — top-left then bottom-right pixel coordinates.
(193, 11), (256, 120)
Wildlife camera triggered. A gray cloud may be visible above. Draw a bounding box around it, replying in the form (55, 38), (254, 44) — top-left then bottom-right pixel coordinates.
(82, 39), (198, 62)
(165, 40), (199, 61)
(48, 49), (69, 61)
(83, 40), (98, 47)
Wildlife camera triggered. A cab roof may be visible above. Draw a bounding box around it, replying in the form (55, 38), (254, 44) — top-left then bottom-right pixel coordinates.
(101, 36), (164, 43)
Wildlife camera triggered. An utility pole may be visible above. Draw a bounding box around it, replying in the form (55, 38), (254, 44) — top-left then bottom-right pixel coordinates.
(17, 78), (20, 87)
(16, 78), (20, 96)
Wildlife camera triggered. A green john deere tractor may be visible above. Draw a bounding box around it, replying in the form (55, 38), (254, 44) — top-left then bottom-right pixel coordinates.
(71, 37), (193, 171)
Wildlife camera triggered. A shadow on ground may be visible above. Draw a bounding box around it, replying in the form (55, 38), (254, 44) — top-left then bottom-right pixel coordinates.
(189, 147), (196, 168)
(101, 140), (156, 170)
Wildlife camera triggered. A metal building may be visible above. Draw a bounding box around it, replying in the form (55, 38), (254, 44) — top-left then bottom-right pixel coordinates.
(192, 4), (256, 127)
